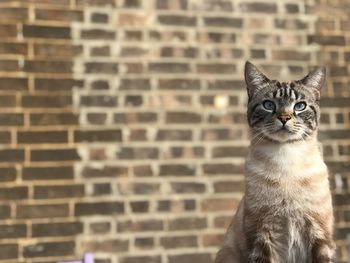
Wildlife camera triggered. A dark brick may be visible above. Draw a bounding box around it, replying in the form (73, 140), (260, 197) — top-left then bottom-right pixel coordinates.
(114, 112), (157, 124)
(120, 256), (161, 263)
(118, 182), (160, 195)
(90, 222), (110, 234)
(285, 3), (299, 13)
(135, 237), (154, 249)
(0, 205), (10, 219)
(0, 167), (16, 182)
(32, 222), (83, 237)
(85, 62), (118, 74)
(30, 149), (80, 162)
(0, 224), (26, 239)
(251, 49), (266, 59)
(169, 146), (205, 159)
(74, 129), (122, 142)
(159, 164), (196, 176)
(91, 12), (109, 23)
(133, 165), (153, 177)
(34, 43), (83, 57)
(0, 95), (16, 107)
(0, 7), (27, 21)
(239, 2), (277, 13)
(91, 46), (110, 56)
(308, 35), (345, 46)
(117, 219), (163, 233)
(170, 182), (206, 193)
(156, 129), (192, 141)
(0, 42), (27, 55)
(207, 80), (244, 90)
(202, 129), (243, 141)
(24, 241), (74, 258)
(75, 201), (124, 216)
(123, 0), (141, 7)
(80, 95), (117, 107)
(82, 165), (128, 178)
(81, 239), (129, 253)
(93, 183), (111, 195)
(212, 146), (248, 158)
(130, 201), (149, 213)
(91, 80), (109, 90)
(322, 98), (350, 108)
(0, 59), (19, 71)
(168, 253), (211, 263)
(34, 184), (84, 199)
(160, 235), (197, 249)
(17, 204), (69, 219)
(275, 18), (308, 30)
(0, 24), (17, 37)
(87, 113), (107, 124)
(158, 15), (196, 26)
(18, 131), (68, 144)
(120, 78), (151, 90)
(159, 79), (200, 90)
(24, 60), (73, 73)
(149, 63), (190, 73)
(0, 244), (18, 260)
(0, 149), (24, 162)
(320, 130), (350, 140)
(35, 8), (83, 21)
(0, 131), (11, 144)
(330, 66), (348, 77)
(168, 217), (207, 231)
(23, 25), (70, 39)
(22, 166), (74, 180)
(0, 186), (28, 200)
(30, 113), (79, 126)
(214, 180), (245, 193)
(35, 78), (83, 91)
(0, 113), (23, 126)
(272, 50), (310, 61)
(197, 63), (236, 74)
(81, 29), (115, 40)
(166, 112), (201, 124)
(76, 0), (116, 6)
(125, 95), (143, 107)
(117, 147), (159, 160)
(203, 163), (244, 175)
(203, 17), (242, 28)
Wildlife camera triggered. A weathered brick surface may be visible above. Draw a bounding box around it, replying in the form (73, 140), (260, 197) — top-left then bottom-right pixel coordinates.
(0, 0), (348, 262)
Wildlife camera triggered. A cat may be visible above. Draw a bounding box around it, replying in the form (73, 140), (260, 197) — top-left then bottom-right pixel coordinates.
(214, 61), (335, 263)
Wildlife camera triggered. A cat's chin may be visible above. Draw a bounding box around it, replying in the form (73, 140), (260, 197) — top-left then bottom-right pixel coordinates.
(263, 129), (303, 143)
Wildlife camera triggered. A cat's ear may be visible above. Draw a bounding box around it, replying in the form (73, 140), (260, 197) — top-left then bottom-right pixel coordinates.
(300, 67), (326, 91)
(244, 61), (270, 98)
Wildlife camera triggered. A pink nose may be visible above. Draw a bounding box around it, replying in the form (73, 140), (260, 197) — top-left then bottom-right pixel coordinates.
(278, 115), (291, 125)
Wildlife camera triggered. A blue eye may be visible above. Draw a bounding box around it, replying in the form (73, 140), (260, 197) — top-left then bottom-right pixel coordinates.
(262, 100), (275, 111)
(294, 102), (306, 111)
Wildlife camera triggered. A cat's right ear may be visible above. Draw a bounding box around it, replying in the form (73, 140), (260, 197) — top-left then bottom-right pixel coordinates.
(245, 61), (269, 98)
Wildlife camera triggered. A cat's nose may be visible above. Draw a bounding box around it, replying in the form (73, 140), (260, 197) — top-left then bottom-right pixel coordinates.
(278, 115), (291, 125)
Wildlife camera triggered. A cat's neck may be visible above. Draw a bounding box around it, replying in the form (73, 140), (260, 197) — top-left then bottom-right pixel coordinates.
(248, 134), (323, 169)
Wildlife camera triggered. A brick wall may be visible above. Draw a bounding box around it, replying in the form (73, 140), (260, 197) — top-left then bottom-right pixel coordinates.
(0, 0), (349, 262)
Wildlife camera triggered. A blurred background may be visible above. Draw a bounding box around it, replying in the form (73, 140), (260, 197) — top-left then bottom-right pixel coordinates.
(0, 0), (349, 262)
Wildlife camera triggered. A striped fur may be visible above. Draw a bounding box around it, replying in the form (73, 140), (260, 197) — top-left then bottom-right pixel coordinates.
(215, 62), (335, 263)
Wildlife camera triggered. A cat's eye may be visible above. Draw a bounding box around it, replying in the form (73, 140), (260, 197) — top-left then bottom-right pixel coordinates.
(262, 100), (275, 111)
(294, 102), (306, 111)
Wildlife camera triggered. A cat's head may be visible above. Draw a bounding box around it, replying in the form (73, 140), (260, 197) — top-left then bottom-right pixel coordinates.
(245, 61), (326, 143)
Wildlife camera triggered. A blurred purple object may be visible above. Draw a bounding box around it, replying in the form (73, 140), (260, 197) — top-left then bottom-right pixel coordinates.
(57, 252), (94, 263)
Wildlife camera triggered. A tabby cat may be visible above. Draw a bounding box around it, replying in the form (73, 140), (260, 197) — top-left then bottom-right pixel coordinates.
(214, 62), (335, 263)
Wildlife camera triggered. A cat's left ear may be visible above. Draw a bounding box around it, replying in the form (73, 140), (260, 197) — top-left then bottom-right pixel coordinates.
(245, 61), (270, 98)
(300, 67), (326, 91)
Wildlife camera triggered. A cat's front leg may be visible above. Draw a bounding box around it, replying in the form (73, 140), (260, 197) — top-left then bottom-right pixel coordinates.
(311, 239), (335, 263)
